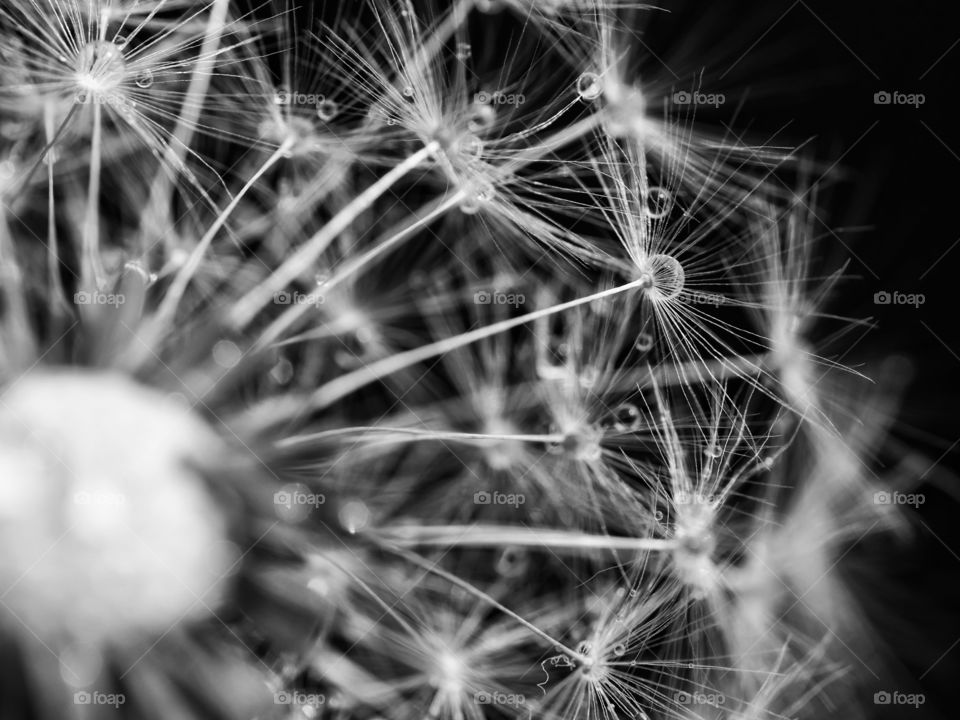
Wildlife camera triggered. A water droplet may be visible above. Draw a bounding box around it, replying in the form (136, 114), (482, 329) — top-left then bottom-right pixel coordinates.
(612, 403), (641, 431)
(467, 103), (496, 133)
(402, 85), (415, 99)
(338, 500), (370, 534)
(704, 443), (722, 459)
(274, 87), (290, 105)
(270, 357), (294, 386)
(495, 547), (528, 577)
(576, 72), (603, 101)
(612, 643), (626, 656)
(635, 332), (654, 353)
(135, 69), (154, 89)
(114, 36), (128, 49)
(460, 180), (495, 215)
(576, 641), (593, 656)
(458, 134), (483, 159)
(316, 99), (338, 122)
(645, 186), (672, 219)
(212, 339), (242, 369)
(642, 253), (685, 300)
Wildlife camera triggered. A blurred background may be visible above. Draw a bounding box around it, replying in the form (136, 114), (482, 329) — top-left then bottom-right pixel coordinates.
(637, 1), (960, 717)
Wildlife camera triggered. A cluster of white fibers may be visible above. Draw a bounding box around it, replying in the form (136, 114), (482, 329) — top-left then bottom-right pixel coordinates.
(0, 1), (924, 720)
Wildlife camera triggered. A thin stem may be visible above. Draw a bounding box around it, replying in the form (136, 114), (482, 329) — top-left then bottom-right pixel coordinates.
(373, 525), (678, 554)
(227, 142), (438, 330)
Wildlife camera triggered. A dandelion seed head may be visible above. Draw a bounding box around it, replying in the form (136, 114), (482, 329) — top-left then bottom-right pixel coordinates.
(75, 41), (126, 96)
(0, 370), (233, 645)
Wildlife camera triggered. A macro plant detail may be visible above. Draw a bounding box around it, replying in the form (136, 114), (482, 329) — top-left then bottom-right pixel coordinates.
(0, 1), (941, 720)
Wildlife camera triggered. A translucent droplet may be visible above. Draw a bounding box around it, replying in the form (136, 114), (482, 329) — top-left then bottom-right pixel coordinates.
(402, 85), (415, 99)
(212, 339), (242, 369)
(134, 69), (154, 89)
(495, 547), (528, 577)
(612, 643), (626, 656)
(76, 41), (126, 91)
(467, 103), (496, 133)
(612, 403), (641, 431)
(704, 443), (722, 459)
(270, 357), (294, 386)
(576, 641), (593, 656)
(460, 180), (495, 215)
(114, 36), (128, 49)
(645, 186), (672, 219)
(458, 134), (483, 159)
(643, 253), (685, 300)
(316, 99), (338, 122)
(274, 87), (290, 105)
(338, 500), (370, 534)
(576, 72), (603, 101)
(635, 332), (654, 353)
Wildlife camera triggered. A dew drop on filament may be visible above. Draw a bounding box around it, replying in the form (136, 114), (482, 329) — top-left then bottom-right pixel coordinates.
(576, 72), (603, 101)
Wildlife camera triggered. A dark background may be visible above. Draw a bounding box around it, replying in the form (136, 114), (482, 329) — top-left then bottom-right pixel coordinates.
(637, 1), (960, 717)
